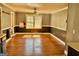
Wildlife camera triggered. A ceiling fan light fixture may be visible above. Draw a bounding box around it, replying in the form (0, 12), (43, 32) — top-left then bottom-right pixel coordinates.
(34, 8), (37, 14)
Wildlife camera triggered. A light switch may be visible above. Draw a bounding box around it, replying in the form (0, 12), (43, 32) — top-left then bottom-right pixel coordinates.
(73, 29), (75, 34)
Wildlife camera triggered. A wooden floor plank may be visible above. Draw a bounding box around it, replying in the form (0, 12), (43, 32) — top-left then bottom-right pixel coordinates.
(6, 34), (65, 56)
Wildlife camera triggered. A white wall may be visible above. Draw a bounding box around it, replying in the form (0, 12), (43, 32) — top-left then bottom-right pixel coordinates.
(0, 4), (14, 31)
(51, 10), (67, 31)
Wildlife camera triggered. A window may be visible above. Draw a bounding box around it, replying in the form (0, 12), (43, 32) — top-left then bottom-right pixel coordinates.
(34, 15), (42, 29)
(26, 15), (42, 29)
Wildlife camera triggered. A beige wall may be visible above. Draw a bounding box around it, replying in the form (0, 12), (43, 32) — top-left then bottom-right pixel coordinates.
(0, 7), (1, 34)
(15, 12), (51, 27)
(42, 14), (51, 26)
(67, 4), (79, 42)
(66, 4), (79, 52)
(15, 12), (26, 25)
(67, 4), (76, 42)
(73, 4), (79, 42)
(51, 10), (67, 31)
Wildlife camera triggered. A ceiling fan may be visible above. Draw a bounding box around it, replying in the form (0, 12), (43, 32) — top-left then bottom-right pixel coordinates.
(27, 3), (42, 14)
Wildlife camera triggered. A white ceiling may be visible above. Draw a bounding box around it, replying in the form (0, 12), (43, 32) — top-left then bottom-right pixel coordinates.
(3, 3), (68, 14)
(11, 3), (42, 7)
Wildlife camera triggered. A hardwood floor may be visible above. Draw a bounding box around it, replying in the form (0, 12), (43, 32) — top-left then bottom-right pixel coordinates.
(6, 34), (65, 56)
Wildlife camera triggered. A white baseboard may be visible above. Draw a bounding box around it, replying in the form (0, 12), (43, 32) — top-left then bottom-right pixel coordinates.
(49, 33), (67, 55)
(16, 33), (65, 45)
(5, 32), (67, 55)
(5, 33), (16, 46)
(5, 33), (50, 44)
(64, 50), (68, 56)
(49, 33), (65, 45)
(11, 33), (16, 37)
(6, 33), (65, 46)
(5, 38), (12, 46)
(5, 33), (50, 47)
(15, 33), (50, 34)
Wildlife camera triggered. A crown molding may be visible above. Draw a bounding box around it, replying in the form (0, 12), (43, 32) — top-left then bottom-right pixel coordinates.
(37, 7), (68, 14)
(1, 3), (68, 14)
(1, 3), (15, 11)
(51, 7), (68, 14)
